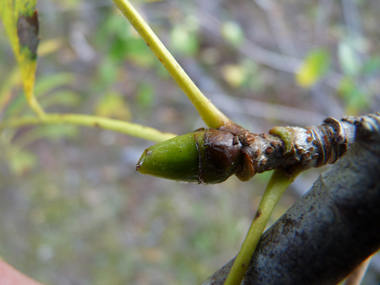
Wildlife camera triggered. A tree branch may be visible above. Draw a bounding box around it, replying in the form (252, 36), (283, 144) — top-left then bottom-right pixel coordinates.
(203, 113), (380, 284)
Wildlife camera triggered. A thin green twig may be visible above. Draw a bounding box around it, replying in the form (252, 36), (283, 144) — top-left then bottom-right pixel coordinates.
(112, 0), (232, 129)
(224, 168), (301, 285)
(0, 114), (176, 143)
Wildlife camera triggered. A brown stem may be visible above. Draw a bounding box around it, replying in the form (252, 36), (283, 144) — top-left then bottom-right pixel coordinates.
(203, 112), (380, 285)
(225, 114), (371, 181)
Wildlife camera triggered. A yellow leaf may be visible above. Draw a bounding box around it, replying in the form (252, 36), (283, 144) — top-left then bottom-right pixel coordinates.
(0, 39), (63, 114)
(0, 0), (45, 117)
(296, 49), (330, 88)
(95, 92), (132, 121)
(221, 64), (247, 88)
(38, 38), (64, 56)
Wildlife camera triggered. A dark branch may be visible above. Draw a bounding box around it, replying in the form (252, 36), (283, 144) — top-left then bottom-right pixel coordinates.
(203, 113), (380, 284)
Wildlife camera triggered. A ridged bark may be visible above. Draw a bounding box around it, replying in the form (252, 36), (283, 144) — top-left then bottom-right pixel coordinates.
(204, 113), (380, 285)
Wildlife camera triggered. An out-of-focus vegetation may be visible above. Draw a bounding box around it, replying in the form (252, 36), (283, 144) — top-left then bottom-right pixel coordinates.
(0, 0), (380, 284)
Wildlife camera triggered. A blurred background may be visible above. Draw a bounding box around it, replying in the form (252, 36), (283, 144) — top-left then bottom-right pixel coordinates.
(1, 0), (380, 284)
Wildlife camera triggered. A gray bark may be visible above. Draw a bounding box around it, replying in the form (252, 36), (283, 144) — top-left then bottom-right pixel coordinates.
(203, 113), (380, 285)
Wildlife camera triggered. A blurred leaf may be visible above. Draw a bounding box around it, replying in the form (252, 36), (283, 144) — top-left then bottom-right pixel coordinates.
(109, 35), (129, 61)
(34, 125), (79, 141)
(96, 10), (154, 67)
(9, 125), (78, 158)
(40, 90), (80, 109)
(345, 94), (367, 115)
(98, 57), (118, 87)
(221, 21), (244, 47)
(155, 63), (171, 80)
(361, 56), (380, 75)
(242, 59), (264, 91)
(6, 73), (75, 116)
(97, 10), (132, 44)
(4, 73), (75, 117)
(0, 1), (44, 116)
(193, 231), (213, 253)
(296, 48), (330, 88)
(221, 64), (247, 88)
(338, 76), (368, 115)
(170, 25), (199, 56)
(38, 38), (64, 56)
(125, 39), (155, 67)
(3, 89), (29, 118)
(57, 0), (78, 11)
(9, 148), (37, 175)
(0, 39), (65, 114)
(34, 73), (75, 96)
(338, 42), (360, 76)
(136, 83), (154, 107)
(338, 77), (355, 96)
(95, 91), (132, 121)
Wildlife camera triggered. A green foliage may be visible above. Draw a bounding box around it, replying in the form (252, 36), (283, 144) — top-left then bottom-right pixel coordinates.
(136, 83), (155, 107)
(337, 45), (379, 115)
(170, 17), (199, 56)
(34, 73), (75, 97)
(338, 41), (360, 76)
(8, 147), (37, 175)
(40, 90), (80, 109)
(95, 9), (155, 67)
(97, 56), (118, 88)
(338, 76), (368, 115)
(221, 21), (244, 47)
(361, 56), (380, 75)
(33, 125), (79, 141)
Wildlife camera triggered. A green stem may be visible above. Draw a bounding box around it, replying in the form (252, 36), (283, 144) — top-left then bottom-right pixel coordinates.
(28, 95), (46, 118)
(0, 114), (176, 143)
(112, 0), (232, 129)
(224, 168), (301, 285)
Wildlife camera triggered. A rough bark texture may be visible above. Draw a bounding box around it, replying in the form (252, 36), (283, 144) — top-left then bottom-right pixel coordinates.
(203, 113), (380, 285)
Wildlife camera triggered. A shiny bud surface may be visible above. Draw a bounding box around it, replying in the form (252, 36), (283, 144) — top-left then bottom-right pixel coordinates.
(136, 130), (204, 182)
(136, 128), (243, 184)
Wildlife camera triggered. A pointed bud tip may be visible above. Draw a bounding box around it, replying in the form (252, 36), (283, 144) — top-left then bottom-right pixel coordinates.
(135, 131), (205, 182)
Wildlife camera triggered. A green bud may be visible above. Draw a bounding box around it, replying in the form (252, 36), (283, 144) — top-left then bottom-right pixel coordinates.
(136, 128), (244, 184)
(136, 130), (204, 182)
